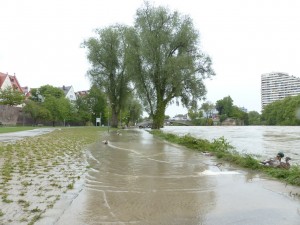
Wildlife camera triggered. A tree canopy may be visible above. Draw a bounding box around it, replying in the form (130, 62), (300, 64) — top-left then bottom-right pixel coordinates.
(261, 95), (300, 125)
(126, 2), (214, 128)
(26, 85), (72, 126)
(0, 86), (24, 106)
(83, 25), (132, 128)
(215, 96), (233, 117)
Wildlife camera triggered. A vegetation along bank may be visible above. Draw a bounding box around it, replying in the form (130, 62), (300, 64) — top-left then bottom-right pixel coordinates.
(149, 130), (300, 187)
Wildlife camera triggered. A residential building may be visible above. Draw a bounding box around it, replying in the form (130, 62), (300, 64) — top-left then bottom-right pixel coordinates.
(261, 72), (300, 109)
(75, 90), (89, 98)
(60, 85), (77, 101)
(171, 114), (190, 121)
(0, 72), (23, 92)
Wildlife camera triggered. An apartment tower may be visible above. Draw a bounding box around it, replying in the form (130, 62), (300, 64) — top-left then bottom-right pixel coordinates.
(261, 72), (300, 109)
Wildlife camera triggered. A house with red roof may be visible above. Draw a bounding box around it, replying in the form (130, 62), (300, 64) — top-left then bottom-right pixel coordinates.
(0, 72), (23, 92)
(75, 90), (89, 98)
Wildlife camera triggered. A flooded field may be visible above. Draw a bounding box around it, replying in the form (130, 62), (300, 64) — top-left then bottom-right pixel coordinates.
(51, 129), (300, 225)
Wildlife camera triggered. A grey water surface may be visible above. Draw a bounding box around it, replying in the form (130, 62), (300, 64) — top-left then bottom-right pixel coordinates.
(162, 126), (300, 164)
(52, 128), (300, 225)
(0, 127), (56, 142)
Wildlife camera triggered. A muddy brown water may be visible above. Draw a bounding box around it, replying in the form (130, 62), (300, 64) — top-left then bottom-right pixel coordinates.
(38, 129), (300, 225)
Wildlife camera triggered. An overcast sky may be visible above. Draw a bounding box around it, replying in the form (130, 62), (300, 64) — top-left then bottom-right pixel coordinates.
(1, 0), (300, 116)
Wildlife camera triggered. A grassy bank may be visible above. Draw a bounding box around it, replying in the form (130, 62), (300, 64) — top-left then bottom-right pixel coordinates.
(149, 130), (300, 186)
(0, 126), (36, 134)
(0, 127), (106, 225)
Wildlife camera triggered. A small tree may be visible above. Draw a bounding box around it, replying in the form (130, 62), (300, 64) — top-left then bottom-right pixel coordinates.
(248, 111), (261, 125)
(23, 100), (51, 125)
(215, 96), (233, 117)
(0, 87), (24, 106)
(201, 101), (215, 125)
(29, 85), (72, 126)
(188, 108), (203, 125)
(123, 98), (143, 127)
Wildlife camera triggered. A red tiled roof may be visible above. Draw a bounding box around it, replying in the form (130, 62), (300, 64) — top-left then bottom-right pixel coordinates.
(0, 72), (23, 92)
(0, 72), (8, 88)
(75, 90), (89, 97)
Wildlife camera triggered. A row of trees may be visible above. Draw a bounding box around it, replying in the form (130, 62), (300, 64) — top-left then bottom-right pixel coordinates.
(261, 95), (300, 125)
(0, 2), (214, 129)
(187, 96), (261, 126)
(0, 84), (143, 127)
(187, 93), (300, 126)
(83, 1), (214, 129)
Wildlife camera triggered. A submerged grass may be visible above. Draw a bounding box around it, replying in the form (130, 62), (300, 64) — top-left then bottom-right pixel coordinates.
(149, 130), (300, 186)
(0, 126), (107, 224)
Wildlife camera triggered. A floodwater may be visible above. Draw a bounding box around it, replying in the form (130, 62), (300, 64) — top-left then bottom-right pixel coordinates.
(49, 129), (300, 225)
(162, 126), (300, 165)
(0, 127), (56, 142)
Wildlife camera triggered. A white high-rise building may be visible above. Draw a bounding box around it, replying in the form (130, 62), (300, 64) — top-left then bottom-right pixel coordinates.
(261, 72), (300, 109)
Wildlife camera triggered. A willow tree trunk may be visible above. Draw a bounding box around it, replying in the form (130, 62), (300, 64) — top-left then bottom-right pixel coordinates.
(152, 104), (166, 129)
(111, 112), (118, 128)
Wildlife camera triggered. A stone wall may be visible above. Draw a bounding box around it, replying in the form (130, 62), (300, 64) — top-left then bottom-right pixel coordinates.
(0, 105), (21, 125)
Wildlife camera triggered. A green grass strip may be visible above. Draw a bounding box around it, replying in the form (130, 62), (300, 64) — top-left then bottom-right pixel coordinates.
(0, 126), (36, 134)
(149, 130), (300, 186)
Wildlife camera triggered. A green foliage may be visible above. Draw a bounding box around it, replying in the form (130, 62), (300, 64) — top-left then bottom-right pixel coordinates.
(201, 101), (215, 118)
(88, 86), (108, 125)
(67, 182), (74, 189)
(150, 130), (300, 186)
(216, 96), (233, 116)
(24, 100), (51, 125)
(0, 86), (25, 106)
(0, 126), (35, 133)
(73, 95), (92, 124)
(25, 85), (72, 126)
(188, 108), (205, 125)
(261, 95), (300, 125)
(248, 111), (261, 125)
(215, 96), (249, 124)
(83, 25), (132, 128)
(264, 166), (300, 186)
(39, 85), (65, 99)
(127, 2), (214, 129)
(122, 97), (143, 126)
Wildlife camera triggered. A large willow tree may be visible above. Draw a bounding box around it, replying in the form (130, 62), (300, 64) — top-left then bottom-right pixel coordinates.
(127, 2), (215, 129)
(83, 25), (131, 128)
